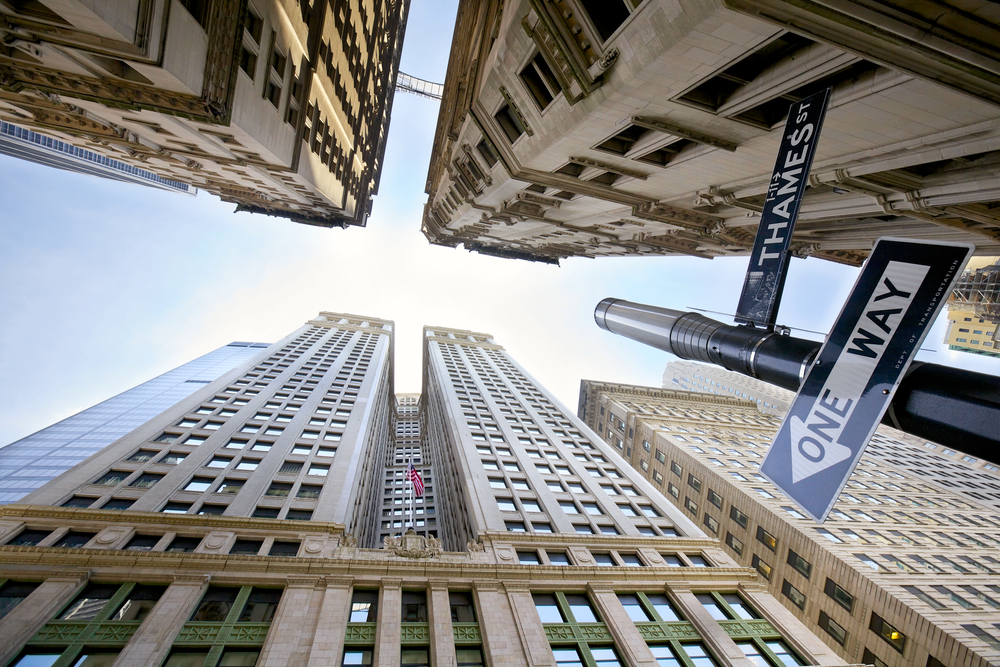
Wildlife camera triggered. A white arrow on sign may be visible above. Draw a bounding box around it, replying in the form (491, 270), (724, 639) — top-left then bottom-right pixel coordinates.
(789, 260), (928, 483)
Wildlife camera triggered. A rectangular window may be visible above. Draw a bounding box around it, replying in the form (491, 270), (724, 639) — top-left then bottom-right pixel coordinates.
(707, 489), (723, 509)
(824, 578), (854, 613)
(495, 104), (525, 143)
(751, 554), (772, 580)
(350, 590), (378, 622)
(730, 505), (748, 529)
(781, 580), (806, 609)
(755, 526), (777, 552)
(703, 513), (719, 534)
(687, 473), (702, 492)
(519, 52), (561, 110)
(786, 549), (812, 578)
(869, 613), (906, 653)
(0, 581), (39, 619)
(725, 532), (744, 556)
(818, 611), (847, 645)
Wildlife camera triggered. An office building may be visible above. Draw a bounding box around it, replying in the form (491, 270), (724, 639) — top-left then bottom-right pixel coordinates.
(0, 313), (846, 667)
(944, 257), (1000, 358)
(423, 0), (1000, 265)
(0, 341), (270, 504)
(663, 361), (793, 416)
(0, 121), (192, 193)
(579, 380), (1000, 667)
(0, 0), (407, 227)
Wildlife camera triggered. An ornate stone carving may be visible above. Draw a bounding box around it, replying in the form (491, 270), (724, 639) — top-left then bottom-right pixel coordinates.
(591, 48), (620, 76)
(341, 533), (358, 547)
(383, 530), (441, 558)
(632, 202), (724, 231)
(466, 539), (485, 553)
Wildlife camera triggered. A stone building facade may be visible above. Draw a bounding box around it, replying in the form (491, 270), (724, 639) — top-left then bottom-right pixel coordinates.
(0, 313), (849, 667)
(0, 0), (407, 227)
(661, 361), (793, 417)
(423, 0), (1000, 265)
(579, 380), (1000, 667)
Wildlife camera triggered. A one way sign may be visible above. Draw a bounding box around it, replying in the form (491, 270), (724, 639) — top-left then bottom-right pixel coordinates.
(760, 238), (973, 522)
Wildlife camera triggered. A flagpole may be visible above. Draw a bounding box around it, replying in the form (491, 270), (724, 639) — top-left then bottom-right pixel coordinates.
(408, 456), (414, 532)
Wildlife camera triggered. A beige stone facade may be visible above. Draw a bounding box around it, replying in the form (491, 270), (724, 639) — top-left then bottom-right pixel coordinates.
(662, 361), (793, 417)
(423, 0), (1000, 265)
(579, 380), (1000, 667)
(0, 314), (851, 667)
(0, 0), (406, 227)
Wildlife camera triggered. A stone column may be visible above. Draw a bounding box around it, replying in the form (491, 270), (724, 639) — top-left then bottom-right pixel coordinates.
(502, 582), (554, 667)
(111, 574), (210, 667)
(0, 570), (89, 667)
(587, 584), (658, 667)
(741, 587), (846, 665)
(374, 578), (402, 667)
(428, 579), (455, 667)
(306, 577), (354, 666)
(257, 577), (323, 667)
(471, 581), (528, 667)
(669, 588), (754, 667)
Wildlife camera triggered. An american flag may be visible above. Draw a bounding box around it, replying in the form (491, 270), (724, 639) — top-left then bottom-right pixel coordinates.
(407, 463), (424, 496)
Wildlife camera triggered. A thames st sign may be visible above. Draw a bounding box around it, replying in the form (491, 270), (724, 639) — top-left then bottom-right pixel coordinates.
(760, 238), (973, 522)
(735, 88), (831, 329)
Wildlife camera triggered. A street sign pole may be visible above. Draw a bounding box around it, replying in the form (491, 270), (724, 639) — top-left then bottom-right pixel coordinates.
(759, 238), (974, 522)
(735, 88), (831, 329)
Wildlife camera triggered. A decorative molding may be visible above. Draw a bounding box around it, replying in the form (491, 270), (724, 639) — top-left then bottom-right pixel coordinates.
(498, 86), (533, 137)
(631, 116), (738, 152)
(569, 156), (648, 180)
(632, 202), (725, 231)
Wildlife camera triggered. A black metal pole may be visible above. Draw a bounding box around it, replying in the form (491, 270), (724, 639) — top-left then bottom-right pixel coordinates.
(595, 298), (1000, 455)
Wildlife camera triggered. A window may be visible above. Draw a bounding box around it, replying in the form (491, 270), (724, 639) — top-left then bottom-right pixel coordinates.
(902, 586), (945, 610)
(184, 477), (215, 493)
(703, 513), (719, 534)
(279, 461), (303, 475)
(818, 611), (847, 645)
(548, 551), (570, 566)
(684, 497), (699, 514)
(533, 593), (564, 623)
(61, 583), (120, 620)
(869, 613), (906, 653)
(730, 505), (748, 529)
(751, 554), (772, 580)
(93, 471), (128, 486)
(617, 594), (651, 622)
(297, 484), (322, 499)
(781, 580), (806, 610)
(824, 579), (854, 613)
(862, 649), (888, 667)
(111, 584), (166, 622)
(0, 581), (39, 619)
(577, 0), (631, 42)
(343, 649), (373, 667)
(518, 550), (540, 564)
(786, 549), (811, 578)
(55, 531), (95, 548)
(495, 104), (525, 143)
(619, 554), (644, 567)
(308, 464), (329, 476)
(519, 52), (561, 110)
(670, 461), (682, 477)
(265, 483), (292, 497)
(129, 473), (162, 488)
(755, 526), (777, 552)
(649, 644), (718, 667)
(350, 590), (378, 622)
(160, 452), (187, 465)
(726, 532), (744, 556)
(506, 521), (526, 532)
(962, 625), (1000, 651)
(566, 593), (598, 622)
(450, 592), (477, 622)
(126, 450), (156, 462)
(217, 479), (244, 494)
(7, 529), (51, 546)
(687, 473), (702, 492)
(161, 502), (192, 514)
(707, 490), (723, 509)
(236, 459), (259, 471)
(402, 590), (428, 622)
(124, 534), (160, 551)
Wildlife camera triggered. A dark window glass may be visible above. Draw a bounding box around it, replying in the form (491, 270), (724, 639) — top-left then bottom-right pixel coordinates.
(457, 648), (485, 667)
(402, 591), (428, 622)
(755, 526), (777, 552)
(401, 648), (429, 667)
(450, 591), (477, 622)
(725, 532), (744, 556)
(0, 581), (39, 619)
(287, 509), (312, 520)
(751, 554), (772, 580)
(781, 580), (806, 609)
(56, 531), (95, 548)
(253, 507), (280, 519)
(494, 104), (525, 143)
(62, 496), (94, 508)
(787, 549), (812, 578)
(191, 586), (240, 622)
(730, 505), (748, 529)
(7, 529), (51, 546)
(240, 588), (282, 622)
(818, 611), (847, 645)
(869, 613), (906, 653)
(269, 541), (300, 556)
(230, 539), (262, 555)
(124, 534), (160, 551)
(112, 584), (167, 622)
(578, 0), (630, 41)
(61, 583), (120, 620)
(102, 499), (134, 510)
(862, 649), (888, 667)
(166, 536), (201, 553)
(824, 578), (854, 613)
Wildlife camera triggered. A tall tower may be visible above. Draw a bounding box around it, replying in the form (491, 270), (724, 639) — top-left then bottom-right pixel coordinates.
(0, 340), (270, 504)
(579, 380), (1000, 667)
(0, 314), (846, 667)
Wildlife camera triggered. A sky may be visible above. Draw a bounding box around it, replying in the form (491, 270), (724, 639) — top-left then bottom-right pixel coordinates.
(1, 0), (998, 448)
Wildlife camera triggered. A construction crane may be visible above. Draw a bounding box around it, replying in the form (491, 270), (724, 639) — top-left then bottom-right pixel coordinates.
(395, 72), (443, 100)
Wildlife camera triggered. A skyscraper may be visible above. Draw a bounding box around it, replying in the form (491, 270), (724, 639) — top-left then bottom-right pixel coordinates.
(662, 361), (793, 416)
(423, 0), (1000, 264)
(579, 380), (1000, 667)
(0, 0), (407, 227)
(0, 341), (270, 504)
(0, 313), (845, 667)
